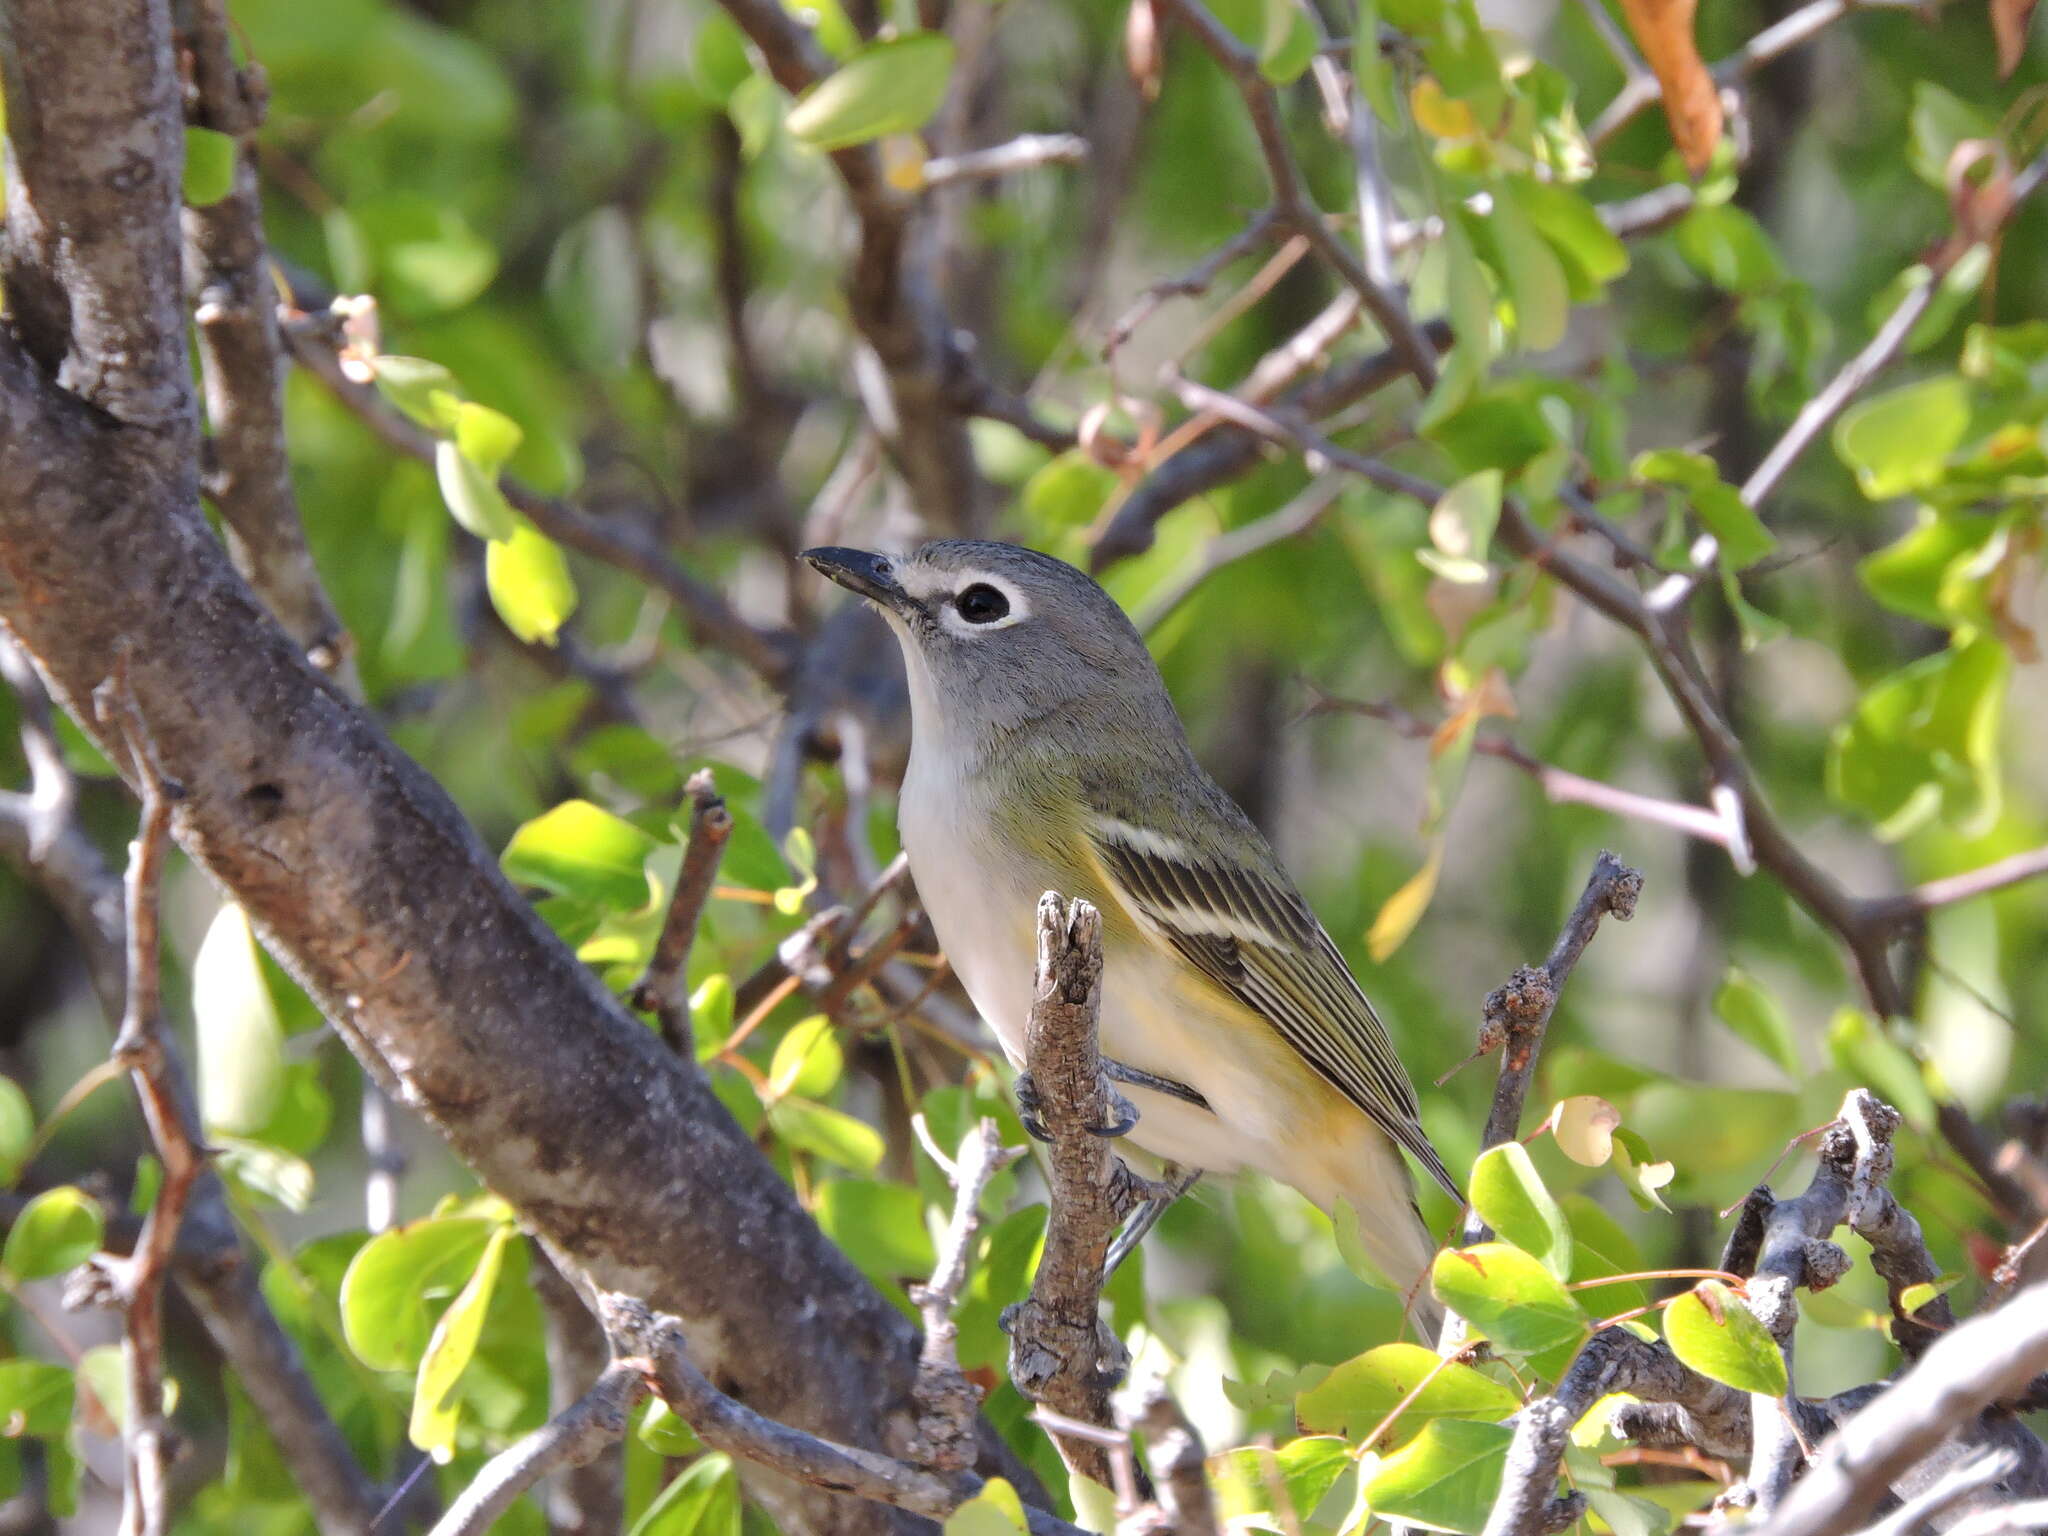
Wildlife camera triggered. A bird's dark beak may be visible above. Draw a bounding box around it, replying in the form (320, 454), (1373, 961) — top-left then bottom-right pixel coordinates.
(800, 547), (909, 613)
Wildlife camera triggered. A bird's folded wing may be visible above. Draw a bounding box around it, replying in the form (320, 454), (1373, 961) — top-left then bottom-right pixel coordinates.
(1087, 815), (1461, 1201)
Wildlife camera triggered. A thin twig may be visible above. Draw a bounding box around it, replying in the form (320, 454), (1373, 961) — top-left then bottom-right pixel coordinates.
(1862, 844), (2048, 932)
(630, 770), (735, 1057)
(1136, 475), (1347, 632)
(429, 1360), (648, 1536)
(602, 1293), (1090, 1536)
(922, 134), (1090, 188)
(94, 679), (203, 1536)
(910, 1119), (1026, 1470)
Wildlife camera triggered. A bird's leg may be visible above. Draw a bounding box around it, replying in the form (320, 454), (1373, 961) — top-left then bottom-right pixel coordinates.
(1092, 1084), (1139, 1138)
(1105, 1164), (1202, 1277)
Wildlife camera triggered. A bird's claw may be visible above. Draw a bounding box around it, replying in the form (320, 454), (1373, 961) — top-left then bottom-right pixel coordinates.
(1089, 1087), (1139, 1138)
(1014, 1072), (1052, 1143)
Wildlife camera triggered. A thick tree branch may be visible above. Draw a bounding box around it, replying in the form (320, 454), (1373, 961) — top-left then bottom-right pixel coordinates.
(0, 0), (192, 434)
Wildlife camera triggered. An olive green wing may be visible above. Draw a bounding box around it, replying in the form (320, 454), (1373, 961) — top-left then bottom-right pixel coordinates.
(1087, 813), (1460, 1201)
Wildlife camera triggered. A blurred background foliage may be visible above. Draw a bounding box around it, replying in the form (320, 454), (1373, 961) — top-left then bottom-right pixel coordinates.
(0, 0), (2045, 1527)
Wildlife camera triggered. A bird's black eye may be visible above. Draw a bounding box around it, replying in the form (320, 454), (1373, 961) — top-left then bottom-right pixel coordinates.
(954, 584), (1010, 624)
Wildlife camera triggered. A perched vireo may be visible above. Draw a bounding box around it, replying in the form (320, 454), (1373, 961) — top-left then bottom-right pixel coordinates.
(802, 540), (1458, 1328)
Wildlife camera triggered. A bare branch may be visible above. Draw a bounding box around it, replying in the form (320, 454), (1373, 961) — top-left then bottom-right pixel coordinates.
(922, 134), (1090, 188)
(530, 1246), (629, 1536)
(1151, 0), (1440, 385)
(181, 2), (356, 688)
(1136, 475), (1347, 632)
(1105, 212), (1282, 359)
(1754, 1279), (2048, 1536)
(1002, 895), (1138, 1489)
(1862, 844), (2048, 932)
(630, 770), (735, 1058)
(92, 682), (200, 1536)
(429, 1360), (647, 1536)
(1117, 1377), (1216, 1536)
(603, 1294), (1091, 1536)
(709, 0), (985, 532)
(1467, 852), (1642, 1217)
(910, 1120), (1026, 1470)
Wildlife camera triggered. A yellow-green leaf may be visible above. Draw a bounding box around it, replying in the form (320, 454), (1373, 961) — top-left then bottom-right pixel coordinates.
(1470, 1142), (1572, 1279)
(193, 902), (287, 1137)
(2, 1186), (104, 1280)
(409, 1223), (513, 1461)
(435, 439), (519, 542)
(1295, 1342), (1520, 1443)
(1663, 1280), (1786, 1397)
(785, 34), (956, 152)
(182, 127), (238, 207)
(486, 520), (578, 645)
(1431, 1242), (1588, 1356)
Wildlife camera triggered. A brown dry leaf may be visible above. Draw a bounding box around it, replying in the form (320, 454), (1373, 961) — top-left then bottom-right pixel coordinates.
(1992, 0), (2039, 77)
(1616, 0), (1723, 175)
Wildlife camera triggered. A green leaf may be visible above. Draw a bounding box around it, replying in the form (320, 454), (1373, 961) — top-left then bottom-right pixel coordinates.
(770, 1098), (884, 1172)
(182, 127), (238, 207)
(486, 520), (579, 646)
(1295, 1342), (1519, 1443)
(373, 356), (462, 433)
(1900, 1275), (1960, 1315)
(0, 1077), (35, 1186)
(637, 1398), (705, 1458)
(1826, 1010), (1937, 1132)
(1430, 1242), (1588, 1356)
(1360, 1418), (1514, 1534)
(691, 975), (736, 1060)
(816, 1179), (936, 1279)
(453, 401), (524, 477)
(410, 1222), (514, 1461)
(1632, 450), (1774, 570)
(1354, 0), (1396, 121)
(1490, 185), (1570, 352)
(545, 208), (644, 376)
(339, 1215), (497, 1371)
(1672, 203), (1783, 296)
(1516, 179), (1628, 298)
(633, 1453), (742, 1536)
(785, 34), (955, 151)
(0, 1360), (75, 1438)
(944, 1476), (1029, 1536)
(1826, 633), (2009, 841)
(770, 1015), (839, 1097)
(1020, 451), (1121, 534)
(1859, 509), (1998, 628)
(1663, 1280), (1787, 1396)
(1421, 470), (1502, 584)
(215, 1136), (316, 1212)
(1470, 1143), (1572, 1279)
(435, 439), (520, 542)
(1908, 83), (1995, 188)
(1258, 0), (1317, 83)
(1834, 376), (1971, 500)
(2, 1185), (103, 1280)
(1213, 1438), (1352, 1527)
(193, 902), (287, 1137)
(1712, 970), (1801, 1077)
(1610, 1129), (1675, 1212)
(502, 800), (657, 910)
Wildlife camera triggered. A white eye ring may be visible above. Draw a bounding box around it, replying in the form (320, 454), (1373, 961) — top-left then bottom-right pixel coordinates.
(935, 571), (1029, 636)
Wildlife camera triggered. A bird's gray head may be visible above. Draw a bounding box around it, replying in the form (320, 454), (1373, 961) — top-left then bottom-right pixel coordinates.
(800, 540), (1167, 744)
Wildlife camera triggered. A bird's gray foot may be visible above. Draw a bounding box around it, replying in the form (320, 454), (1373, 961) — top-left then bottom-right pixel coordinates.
(1105, 1164), (1202, 1277)
(1014, 1071), (1050, 1143)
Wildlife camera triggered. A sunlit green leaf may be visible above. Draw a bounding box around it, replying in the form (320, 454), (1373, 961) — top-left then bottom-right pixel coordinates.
(502, 800), (657, 909)
(770, 1098), (884, 1172)
(1826, 1010), (1937, 1131)
(410, 1223), (514, 1460)
(340, 1215), (497, 1372)
(0, 1077), (35, 1186)
(2, 1185), (103, 1280)
(1663, 1280), (1786, 1396)
(0, 1360), (75, 1438)
(815, 1179), (936, 1279)
(637, 1398), (705, 1458)
(435, 439), (519, 542)
(486, 520), (579, 646)
(631, 1452), (742, 1536)
(1295, 1342), (1519, 1443)
(943, 1475), (1028, 1536)
(1470, 1142), (1572, 1278)
(194, 902), (287, 1137)
(785, 34), (955, 151)
(1430, 1242), (1587, 1356)
(1360, 1418), (1513, 1534)
(1212, 1437), (1351, 1527)
(1834, 376), (1971, 500)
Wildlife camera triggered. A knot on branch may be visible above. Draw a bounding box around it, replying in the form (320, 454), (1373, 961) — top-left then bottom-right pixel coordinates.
(1001, 1301), (1130, 1399)
(1802, 1239), (1852, 1292)
(1485, 966), (1555, 1032)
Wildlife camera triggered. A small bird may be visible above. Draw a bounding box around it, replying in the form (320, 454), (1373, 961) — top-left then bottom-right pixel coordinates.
(802, 540), (1458, 1329)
